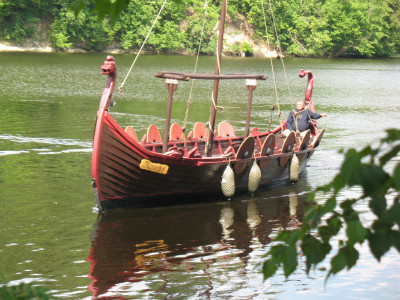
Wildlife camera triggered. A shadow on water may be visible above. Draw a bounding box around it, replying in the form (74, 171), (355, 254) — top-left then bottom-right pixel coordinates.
(87, 175), (314, 299)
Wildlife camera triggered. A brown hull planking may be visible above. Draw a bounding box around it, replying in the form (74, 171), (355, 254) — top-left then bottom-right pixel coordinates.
(92, 113), (315, 211)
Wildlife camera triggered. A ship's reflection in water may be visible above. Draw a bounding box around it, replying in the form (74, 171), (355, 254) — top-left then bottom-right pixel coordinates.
(87, 178), (313, 299)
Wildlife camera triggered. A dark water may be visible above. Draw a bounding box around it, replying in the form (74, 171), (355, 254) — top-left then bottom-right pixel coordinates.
(1, 52), (399, 299)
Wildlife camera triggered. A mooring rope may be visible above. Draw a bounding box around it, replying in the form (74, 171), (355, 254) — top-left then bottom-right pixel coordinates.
(116, 0), (168, 99)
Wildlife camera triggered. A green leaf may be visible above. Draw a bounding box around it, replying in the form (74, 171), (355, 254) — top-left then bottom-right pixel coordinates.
(283, 245), (298, 277)
(303, 206), (316, 224)
(327, 214), (342, 231)
(270, 244), (288, 259)
(318, 225), (332, 243)
(339, 149), (362, 186)
(346, 219), (367, 244)
(311, 208), (324, 228)
(302, 234), (331, 273)
(275, 230), (292, 242)
(319, 215), (342, 243)
(359, 164), (389, 197)
(368, 231), (391, 261)
(381, 201), (400, 224)
(93, 0), (111, 19)
(322, 196), (336, 214)
(70, 0), (85, 17)
(383, 129), (400, 143)
(263, 259), (278, 279)
(0, 280), (55, 300)
(379, 145), (400, 166)
(287, 230), (301, 245)
(392, 231), (400, 253)
(341, 245), (359, 270)
(110, 0), (131, 24)
(331, 251), (347, 274)
(275, 230), (300, 245)
(340, 199), (357, 213)
(358, 145), (375, 158)
(331, 173), (345, 191)
(394, 165), (400, 190)
(369, 194), (387, 217)
(306, 191), (317, 202)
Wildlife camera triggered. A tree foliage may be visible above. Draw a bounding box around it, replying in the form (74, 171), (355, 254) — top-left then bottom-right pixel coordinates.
(246, 0), (400, 57)
(51, 6), (115, 51)
(0, 0), (399, 55)
(262, 129), (400, 281)
(0, 274), (56, 300)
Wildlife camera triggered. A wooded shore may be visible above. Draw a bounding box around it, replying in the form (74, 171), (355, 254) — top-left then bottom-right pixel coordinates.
(1, 0), (399, 58)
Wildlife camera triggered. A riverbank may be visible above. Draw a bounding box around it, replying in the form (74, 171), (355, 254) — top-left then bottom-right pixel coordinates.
(0, 42), (278, 57)
(0, 43), (53, 52)
(2, 42), (398, 58)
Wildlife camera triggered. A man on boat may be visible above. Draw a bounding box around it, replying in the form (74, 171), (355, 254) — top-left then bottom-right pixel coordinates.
(283, 100), (327, 136)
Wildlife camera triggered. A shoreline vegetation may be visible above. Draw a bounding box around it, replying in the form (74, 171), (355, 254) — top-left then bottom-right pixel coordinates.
(0, 42), (279, 57)
(0, 0), (399, 58)
(2, 43), (400, 59)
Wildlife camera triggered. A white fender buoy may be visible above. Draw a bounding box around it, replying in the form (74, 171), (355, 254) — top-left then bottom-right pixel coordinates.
(248, 160), (261, 193)
(290, 154), (299, 183)
(221, 163), (235, 197)
(220, 206), (234, 238)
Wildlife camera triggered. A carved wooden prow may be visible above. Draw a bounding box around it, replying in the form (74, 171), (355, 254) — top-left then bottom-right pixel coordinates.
(99, 56), (117, 111)
(299, 69), (313, 105)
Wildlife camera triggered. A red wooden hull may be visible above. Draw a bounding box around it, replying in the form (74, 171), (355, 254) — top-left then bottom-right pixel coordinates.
(92, 112), (315, 211)
(91, 56), (321, 211)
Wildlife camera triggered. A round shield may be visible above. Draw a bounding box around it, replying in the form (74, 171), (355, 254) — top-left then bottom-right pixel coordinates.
(234, 136), (255, 173)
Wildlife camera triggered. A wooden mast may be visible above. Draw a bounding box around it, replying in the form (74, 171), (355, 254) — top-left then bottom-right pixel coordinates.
(205, 0), (227, 157)
(163, 79), (178, 153)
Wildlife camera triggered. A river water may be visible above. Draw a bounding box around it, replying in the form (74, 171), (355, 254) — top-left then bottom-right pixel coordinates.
(0, 52), (399, 299)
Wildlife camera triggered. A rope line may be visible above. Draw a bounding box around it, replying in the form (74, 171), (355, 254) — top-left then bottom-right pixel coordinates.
(280, 57), (295, 109)
(261, 0), (274, 130)
(211, 92), (224, 112)
(183, 0), (209, 130)
(206, 7), (225, 142)
(116, 0), (168, 98)
(261, 0), (283, 128)
(268, 0), (282, 54)
(267, 0), (295, 110)
(261, 0), (271, 50)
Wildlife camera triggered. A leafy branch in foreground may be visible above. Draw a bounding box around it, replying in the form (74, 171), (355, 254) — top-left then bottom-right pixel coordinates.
(0, 274), (56, 300)
(263, 128), (400, 280)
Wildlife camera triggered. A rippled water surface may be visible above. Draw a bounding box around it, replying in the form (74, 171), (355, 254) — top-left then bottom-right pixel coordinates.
(1, 52), (399, 299)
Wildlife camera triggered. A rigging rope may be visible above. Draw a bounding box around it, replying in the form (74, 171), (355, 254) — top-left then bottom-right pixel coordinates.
(182, 0), (210, 131)
(116, 0), (168, 99)
(261, 0), (283, 130)
(206, 4), (224, 141)
(267, 0), (282, 56)
(211, 91), (224, 112)
(280, 58), (295, 110)
(267, 0), (295, 110)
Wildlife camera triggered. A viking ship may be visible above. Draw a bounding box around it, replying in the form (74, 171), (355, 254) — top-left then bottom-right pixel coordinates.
(91, 0), (325, 211)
